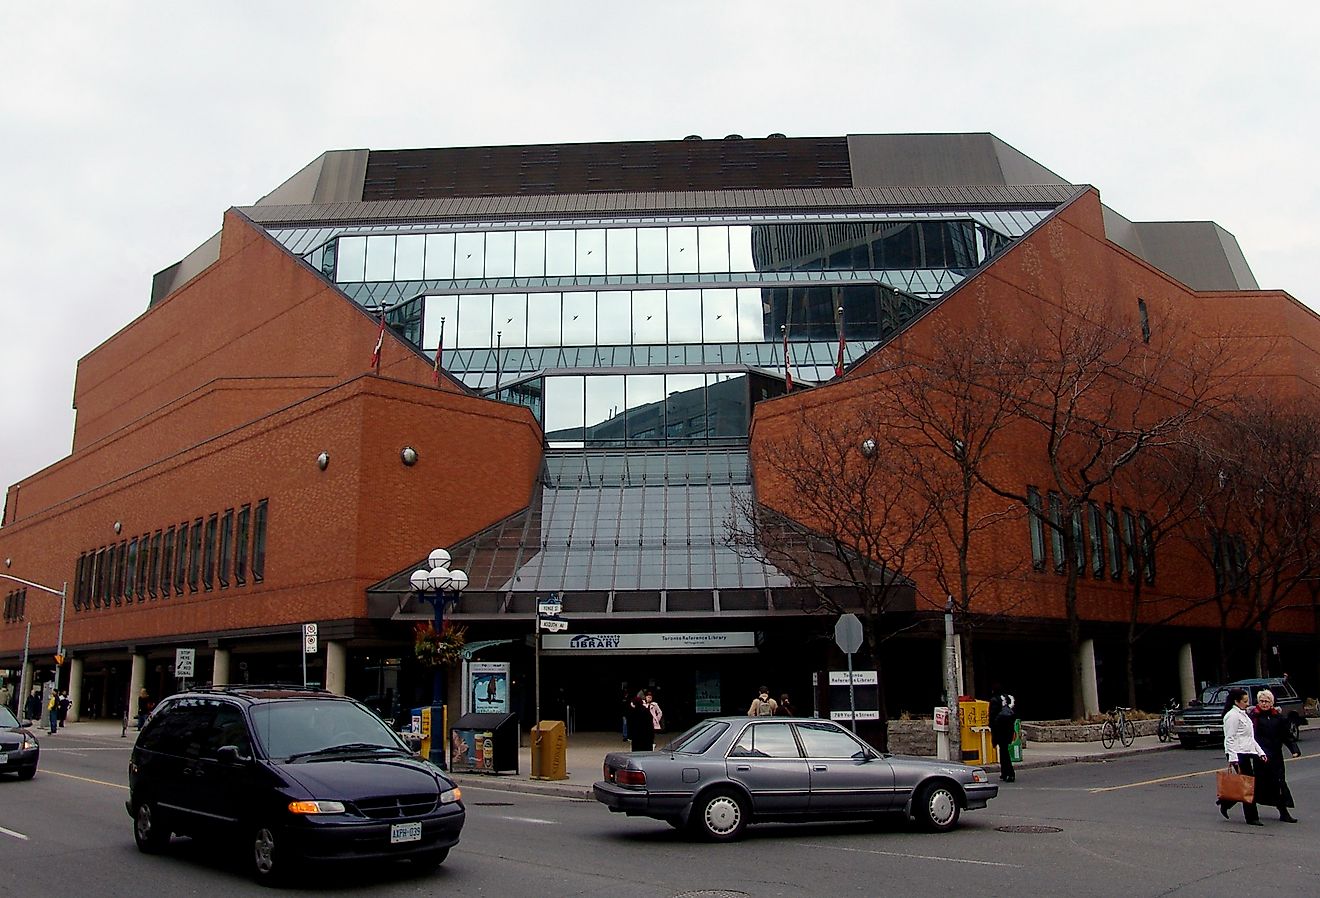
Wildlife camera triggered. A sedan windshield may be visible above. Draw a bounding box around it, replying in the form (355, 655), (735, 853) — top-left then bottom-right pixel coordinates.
(661, 720), (728, 754)
(249, 699), (404, 761)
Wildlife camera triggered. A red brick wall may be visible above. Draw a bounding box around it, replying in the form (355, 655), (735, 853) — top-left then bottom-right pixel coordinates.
(751, 189), (1320, 635)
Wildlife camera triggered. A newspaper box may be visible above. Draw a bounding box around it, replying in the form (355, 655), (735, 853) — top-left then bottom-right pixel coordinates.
(450, 712), (519, 774)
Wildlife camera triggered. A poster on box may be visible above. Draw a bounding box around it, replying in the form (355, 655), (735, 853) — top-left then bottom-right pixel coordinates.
(694, 670), (721, 713)
(451, 729), (478, 771)
(469, 662), (510, 714)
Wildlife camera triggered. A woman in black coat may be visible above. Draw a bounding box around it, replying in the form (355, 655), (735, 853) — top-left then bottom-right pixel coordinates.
(627, 693), (655, 752)
(1249, 689), (1301, 822)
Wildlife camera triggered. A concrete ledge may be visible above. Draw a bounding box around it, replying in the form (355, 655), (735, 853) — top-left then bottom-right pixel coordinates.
(1022, 718), (1160, 742)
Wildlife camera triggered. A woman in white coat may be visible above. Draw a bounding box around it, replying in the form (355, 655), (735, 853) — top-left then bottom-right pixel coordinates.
(1218, 686), (1269, 825)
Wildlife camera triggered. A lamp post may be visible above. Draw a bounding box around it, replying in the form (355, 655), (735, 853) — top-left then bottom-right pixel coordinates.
(3, 573), (67, 731)
(409, 548), (468, 767)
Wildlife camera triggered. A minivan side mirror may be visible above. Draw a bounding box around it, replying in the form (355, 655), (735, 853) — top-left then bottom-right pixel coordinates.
(216, 744), (251, 765)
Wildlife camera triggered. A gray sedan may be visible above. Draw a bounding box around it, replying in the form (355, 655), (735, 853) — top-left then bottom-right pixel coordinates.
(593, 716), (996, 841)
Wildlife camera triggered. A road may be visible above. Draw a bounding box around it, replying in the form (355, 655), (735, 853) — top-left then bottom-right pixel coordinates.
(2, 731), (1317, 897)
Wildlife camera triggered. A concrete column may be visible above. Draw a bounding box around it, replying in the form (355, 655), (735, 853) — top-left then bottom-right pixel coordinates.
(325, 641), (347, 695)
(68, 658), (84, 723)
(1080, 639), (1100, 717)
(1178, 643), (1196, 707)
(128, 653), (147, 721)
(211, 649), (230, 687)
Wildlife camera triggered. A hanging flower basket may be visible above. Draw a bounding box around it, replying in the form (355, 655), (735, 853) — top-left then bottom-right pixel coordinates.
(413, 621), (467, 669)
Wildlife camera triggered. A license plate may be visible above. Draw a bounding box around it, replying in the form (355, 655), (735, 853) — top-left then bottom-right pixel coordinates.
(389, 822), (422, 844)
(1196, 727), (1215, 735)
(0, 752), (7, 764)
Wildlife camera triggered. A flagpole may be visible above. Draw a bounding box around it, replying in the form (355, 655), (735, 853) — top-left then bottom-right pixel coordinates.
(494, 331), (502, 395)
(433, 317), (445, 387)
(781, 324), (792, 393)
(835, 304), (846, 378)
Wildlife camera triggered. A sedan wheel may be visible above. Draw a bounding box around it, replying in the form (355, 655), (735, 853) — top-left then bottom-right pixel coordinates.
(691, 790), (747, 842)
(133, 802), (170, 853)
(915, 783), (961, 832)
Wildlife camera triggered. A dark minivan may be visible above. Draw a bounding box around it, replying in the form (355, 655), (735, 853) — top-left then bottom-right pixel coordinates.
(127, 686), (464, 884)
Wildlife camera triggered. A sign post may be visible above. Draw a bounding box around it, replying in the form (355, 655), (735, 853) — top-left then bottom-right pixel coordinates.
(534, 595), (565, 765)
(302, 623), (318, 688)
(834, 613), (864, 732)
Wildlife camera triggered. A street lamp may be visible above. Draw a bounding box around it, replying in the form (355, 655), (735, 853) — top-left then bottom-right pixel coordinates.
(2, 573), (67, 731)
(409, 548), (468, 763)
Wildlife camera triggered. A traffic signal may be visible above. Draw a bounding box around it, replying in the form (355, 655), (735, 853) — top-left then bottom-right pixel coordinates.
(54, 653), (64, 666)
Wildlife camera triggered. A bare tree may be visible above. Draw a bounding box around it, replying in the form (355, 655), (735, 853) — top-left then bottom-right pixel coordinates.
(730, 404), (939, 750)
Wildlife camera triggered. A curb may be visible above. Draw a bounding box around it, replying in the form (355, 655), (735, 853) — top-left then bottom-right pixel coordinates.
(451, 773), (593, 800)
(1008, 741), (1181, 771)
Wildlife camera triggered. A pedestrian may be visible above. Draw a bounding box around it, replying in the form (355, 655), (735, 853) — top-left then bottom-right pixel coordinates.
(1249, 688), (1301, 823)
(620, 687), (631, 743)
(1217, 686), (1268, 825)
(747, 686), (777, 717)
(25, 687), (41, 724)
(645, 690), (663, 736)
(57, 690), (71, 726)
(988, 686), (1017, 782)
(775, 693), (796, 716)
(47, 690), (58, 735)
(627, 692), (654, 752)
(136, 687), (153, 730)
(0, 682), (10, 714)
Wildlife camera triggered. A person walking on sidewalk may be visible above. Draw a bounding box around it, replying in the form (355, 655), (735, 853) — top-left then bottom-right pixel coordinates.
(1249, 688), (1301, 823)
(748, 687), (777, 717)
(627, 692), (654, 752)
(1218, 686), (1268, 825)
(775, 694), (796, 717)
(988, 687), (1017, 782)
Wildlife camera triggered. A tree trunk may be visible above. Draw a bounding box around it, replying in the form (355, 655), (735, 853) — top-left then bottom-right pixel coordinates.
(1065, 565), (1085, 720)
(1125, 625), (1138, 711)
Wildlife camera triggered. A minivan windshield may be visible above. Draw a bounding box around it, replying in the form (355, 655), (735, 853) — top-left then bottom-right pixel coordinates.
(249, 699), (405, 761)
(0, 706), (19, 728)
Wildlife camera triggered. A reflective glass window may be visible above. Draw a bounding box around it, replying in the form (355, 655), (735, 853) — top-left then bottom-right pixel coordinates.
(527, 292), (562, 346)
(562, 292), (596, 345)
(707, 373), (747, 438)
(545, 230), (575, 276)
(394, 235), (425, 281)
(484, 231), (515, 278)
(337, 236), (366, 281)
(365, 235), (395, 281)
(456, 294), (493, 348)
(631, 290), (667, 344)
(667, 291), (702, 343)
(455, 232), (485, 279)
(1027, 487), (1045, 571)
(737, 288), (765, 342)
(626, 374), (665, 445)
(576, 229), (606, 275)
(424, 295), (460, 349)
(515, 230), (546, 278)
(698, 226), (729, 272)
(423, 233), (455, 279)
(545, 376), (586, 444)
(668, 226), (698, 273)
(637, 228), (667, 274)
(702, 289), (738, 342)
(597, 291), (631, 345)
(492, 294), (528, 346)
(729, 226), (754, 271)
(585, 375), (626, 446)
(252, 500), (267, 582)
(606, 228), (637, 275)
(665, 374), (706, 444)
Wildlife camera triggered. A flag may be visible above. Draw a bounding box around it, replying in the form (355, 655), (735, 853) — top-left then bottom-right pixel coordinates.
(370, 312), (386, 371)
(433, 317), (445, 386)
(782, 324), (792, 392)
(834, 305), (846, 378)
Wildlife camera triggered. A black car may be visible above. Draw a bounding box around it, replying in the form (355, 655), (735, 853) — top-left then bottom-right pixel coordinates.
(0, 705), (40, 779)
(126, 686), (464, 884)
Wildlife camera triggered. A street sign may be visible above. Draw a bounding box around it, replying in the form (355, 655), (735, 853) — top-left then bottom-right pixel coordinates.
(175, 648), (195, 678)
(537, 601), (563, 616)
(539, 618), (568, 632)
(834, 613), (864, 654)
(303, 622), (318, 655)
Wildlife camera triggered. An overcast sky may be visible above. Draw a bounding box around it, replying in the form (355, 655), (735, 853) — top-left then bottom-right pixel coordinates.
(2, 3), (1317, 503)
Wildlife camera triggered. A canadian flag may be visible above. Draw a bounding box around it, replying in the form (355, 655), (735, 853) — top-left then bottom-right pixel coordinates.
(432, 317), (445, 386)
(370, 314), (386, 370)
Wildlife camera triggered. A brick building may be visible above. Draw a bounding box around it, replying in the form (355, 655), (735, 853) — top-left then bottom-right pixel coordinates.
(1, 134), (1315, 728)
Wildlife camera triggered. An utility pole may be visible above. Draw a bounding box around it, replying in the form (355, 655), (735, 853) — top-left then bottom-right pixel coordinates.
(944, 597), (962, 762)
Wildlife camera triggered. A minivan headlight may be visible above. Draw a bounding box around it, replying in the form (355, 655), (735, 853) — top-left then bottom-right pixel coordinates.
(21, 734), (37, 751)
(288, 800), (346, 815)
(439, 787), (462, 804)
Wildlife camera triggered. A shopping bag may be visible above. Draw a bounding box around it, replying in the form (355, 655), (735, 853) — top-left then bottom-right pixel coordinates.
(1216, 767), (1255, 804)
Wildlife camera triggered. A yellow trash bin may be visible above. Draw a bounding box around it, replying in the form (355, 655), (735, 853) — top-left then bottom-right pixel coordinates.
(958, 700), (997, 765)
(531, 720), (567, 780)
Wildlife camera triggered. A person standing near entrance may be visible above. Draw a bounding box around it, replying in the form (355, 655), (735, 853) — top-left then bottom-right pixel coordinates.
(1218, 686), (1268, 825)
(627, 692), (654, 752)
(47, 690), (59, 735)
(25, 687), (41, 724)
(748, 687), (777, 717)
(646, 690), (663, 737)
(57, 691), (71, 727)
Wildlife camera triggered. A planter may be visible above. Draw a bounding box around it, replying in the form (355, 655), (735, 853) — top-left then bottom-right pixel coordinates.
(1021, 718), (1160, 743)
(887, 719), (937, 756)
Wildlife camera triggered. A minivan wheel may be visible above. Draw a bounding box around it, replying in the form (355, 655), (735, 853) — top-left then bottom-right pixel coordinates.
(133, 802), (170, 853)
(414, 848), (449, 871)
(250, 823), (292, 885)
(690, 790), (747, 841)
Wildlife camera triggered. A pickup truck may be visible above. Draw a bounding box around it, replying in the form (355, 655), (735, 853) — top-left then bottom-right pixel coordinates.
(1171, 677), (1307, 748)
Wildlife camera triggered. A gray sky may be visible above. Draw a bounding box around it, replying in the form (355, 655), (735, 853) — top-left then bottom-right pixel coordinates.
(2, 3), (1317, 501)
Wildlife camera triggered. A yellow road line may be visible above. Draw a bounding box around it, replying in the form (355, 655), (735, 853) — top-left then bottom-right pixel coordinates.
(41, 768), (129, 791)
(1089, 751), (1319, 793)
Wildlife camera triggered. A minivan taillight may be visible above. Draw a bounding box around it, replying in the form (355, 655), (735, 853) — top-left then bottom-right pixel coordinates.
(616, 768), (647, 786)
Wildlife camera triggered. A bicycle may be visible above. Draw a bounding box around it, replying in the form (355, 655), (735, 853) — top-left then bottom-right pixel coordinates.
(1101, 706), (1136, 749)
(1156, 697), (1179, 743)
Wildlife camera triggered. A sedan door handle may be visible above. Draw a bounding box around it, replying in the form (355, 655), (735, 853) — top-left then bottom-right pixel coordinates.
(735, 765), (750, 771)
(813, 765), (827, 771)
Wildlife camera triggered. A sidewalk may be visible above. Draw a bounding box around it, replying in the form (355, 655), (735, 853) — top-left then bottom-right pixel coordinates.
(44, 719), (1179, 800)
